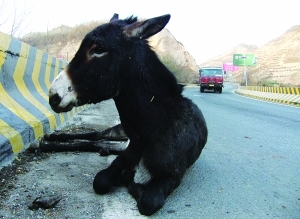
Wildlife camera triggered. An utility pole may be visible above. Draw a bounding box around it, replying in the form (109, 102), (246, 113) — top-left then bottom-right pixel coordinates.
(242, 54), (247, 86)
(297, 37), (300, 85)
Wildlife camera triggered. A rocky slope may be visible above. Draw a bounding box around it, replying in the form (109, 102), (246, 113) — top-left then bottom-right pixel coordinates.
(199, 44), (258, 68)
(23, 21), (300, 86)
(148, 29), (199, 83)
(249, 25), (300, 86)
(199, 25), (300, 86)
(22, 25), (199, 84)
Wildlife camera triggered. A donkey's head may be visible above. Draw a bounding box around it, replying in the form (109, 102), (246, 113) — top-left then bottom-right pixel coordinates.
(48, 13), (170, 113)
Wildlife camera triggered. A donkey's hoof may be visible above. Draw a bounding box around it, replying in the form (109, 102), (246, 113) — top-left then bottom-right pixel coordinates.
(28, 140), (41, 152)
(44, 133), (50, 140)
(93, 171), (113, 194)
(99, 148), (110, 156)
(137, 191), (165, 216)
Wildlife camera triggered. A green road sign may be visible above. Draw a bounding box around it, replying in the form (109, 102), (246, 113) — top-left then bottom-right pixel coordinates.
(233, 54), (257, 66)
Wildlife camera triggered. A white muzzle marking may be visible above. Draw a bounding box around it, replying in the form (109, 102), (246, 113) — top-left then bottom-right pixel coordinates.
(49, 70), (77, 109)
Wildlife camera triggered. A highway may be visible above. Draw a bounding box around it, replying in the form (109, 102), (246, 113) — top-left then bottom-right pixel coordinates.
(1, 84), (299, 219)
(152, 84), (300, 218)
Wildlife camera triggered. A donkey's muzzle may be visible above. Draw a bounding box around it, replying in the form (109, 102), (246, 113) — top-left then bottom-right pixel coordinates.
(49, 93), (61, 108)
(48, 69), (78, 113)
(49, 93), (62, 113)
(49, 92), (75, 113)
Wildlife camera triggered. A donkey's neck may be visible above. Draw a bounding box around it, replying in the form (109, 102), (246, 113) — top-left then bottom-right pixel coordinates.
(113, 43), (182, 139)
(119, 42), (181, 96)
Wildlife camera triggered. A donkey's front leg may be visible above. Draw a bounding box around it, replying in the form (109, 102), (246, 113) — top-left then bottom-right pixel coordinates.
(134, 177), (182, 216)
(93, 142), (142, 194)
(93, 154), (127, 194)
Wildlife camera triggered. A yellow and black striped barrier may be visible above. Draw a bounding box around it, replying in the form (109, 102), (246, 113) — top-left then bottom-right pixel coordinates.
(235, 86), (300, 107)
(0, 32), (85, 166)
(245, 86), (300, 95)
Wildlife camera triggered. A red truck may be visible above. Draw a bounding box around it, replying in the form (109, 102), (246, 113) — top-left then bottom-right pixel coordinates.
(199, 67), (224, 93)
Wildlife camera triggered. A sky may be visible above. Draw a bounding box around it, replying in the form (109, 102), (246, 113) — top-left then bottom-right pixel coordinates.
(1, 0), (300, 64)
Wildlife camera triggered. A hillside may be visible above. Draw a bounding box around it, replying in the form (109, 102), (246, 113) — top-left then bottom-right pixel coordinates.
(21, 22), (199, 83)
(22, 21), (300, 86)
(199, 44), (258, 68)
(22, 21), (100, 59)
(248, 25), (300, 86)
(199, 25), (300, 86)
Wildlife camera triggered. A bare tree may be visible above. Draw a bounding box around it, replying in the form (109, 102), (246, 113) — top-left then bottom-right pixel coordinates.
(0, 0), (32, 37)
(0, 0), (10, 26)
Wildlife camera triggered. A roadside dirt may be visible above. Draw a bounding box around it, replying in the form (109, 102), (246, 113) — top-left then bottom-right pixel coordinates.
(0, 100), (149, 219)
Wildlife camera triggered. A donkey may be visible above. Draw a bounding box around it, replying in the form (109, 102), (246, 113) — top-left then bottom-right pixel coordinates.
(48, 13), (208, 216)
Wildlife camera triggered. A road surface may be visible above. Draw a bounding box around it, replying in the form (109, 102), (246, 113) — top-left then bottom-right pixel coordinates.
(0, 83), (299, 218)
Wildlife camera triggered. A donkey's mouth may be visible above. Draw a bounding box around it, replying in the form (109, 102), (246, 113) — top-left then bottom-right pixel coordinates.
(51, 102), (75, 114)
(63, 102), (75, 112)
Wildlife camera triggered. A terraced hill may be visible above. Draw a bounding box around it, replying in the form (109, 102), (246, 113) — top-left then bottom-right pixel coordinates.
(199, 25), (300, 86)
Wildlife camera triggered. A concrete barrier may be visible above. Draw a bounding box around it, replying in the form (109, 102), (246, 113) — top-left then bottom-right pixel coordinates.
(235, 86), (300, 107)
(0, 32), (85, 166)
(245, 86), (300, 95)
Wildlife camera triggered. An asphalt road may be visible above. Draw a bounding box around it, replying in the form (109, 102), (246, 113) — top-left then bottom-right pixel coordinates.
(1, 83), (299, 218)
(176, 83), (300, 219)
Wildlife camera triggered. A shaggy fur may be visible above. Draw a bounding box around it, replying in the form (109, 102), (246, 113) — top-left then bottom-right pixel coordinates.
(49, 14), (208, 216)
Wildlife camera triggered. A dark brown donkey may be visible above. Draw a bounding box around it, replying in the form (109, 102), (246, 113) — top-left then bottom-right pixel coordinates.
(47, 13), (208, 216)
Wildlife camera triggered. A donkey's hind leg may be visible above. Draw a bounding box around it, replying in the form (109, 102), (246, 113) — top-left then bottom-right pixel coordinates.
(37, 140), (128, 155)
(30, 124), (128, 155)
(44, 124), (127, 141)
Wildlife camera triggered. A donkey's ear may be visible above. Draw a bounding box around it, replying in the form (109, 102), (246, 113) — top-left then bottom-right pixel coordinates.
(110, 13), (119, 22)
(123, 14), (170, 40)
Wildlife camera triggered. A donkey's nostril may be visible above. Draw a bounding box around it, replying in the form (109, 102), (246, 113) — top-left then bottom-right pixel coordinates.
(49, 93), (61, 107)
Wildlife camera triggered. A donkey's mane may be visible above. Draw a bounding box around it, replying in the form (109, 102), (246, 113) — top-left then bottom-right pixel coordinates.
(124, 16), (138, 24)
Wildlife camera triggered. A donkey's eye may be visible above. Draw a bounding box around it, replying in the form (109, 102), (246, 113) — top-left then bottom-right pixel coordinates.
(88, 44), (108, 60)
(92, 45), (106, 55)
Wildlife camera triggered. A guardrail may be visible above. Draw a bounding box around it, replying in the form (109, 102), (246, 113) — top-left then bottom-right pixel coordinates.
(0, 32), (85, 166)
(245, 86), (300, 95)
(235, 86), (300, 107)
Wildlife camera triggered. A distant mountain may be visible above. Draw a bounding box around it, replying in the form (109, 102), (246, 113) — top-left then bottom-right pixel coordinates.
(199, 25), (300, 86)
(248, 25), (300, 86)
(21, 21), (300, 86)
(21, 24), (199, 83)
(47, 25), (72, 35)
(199, 44), (258, 68)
